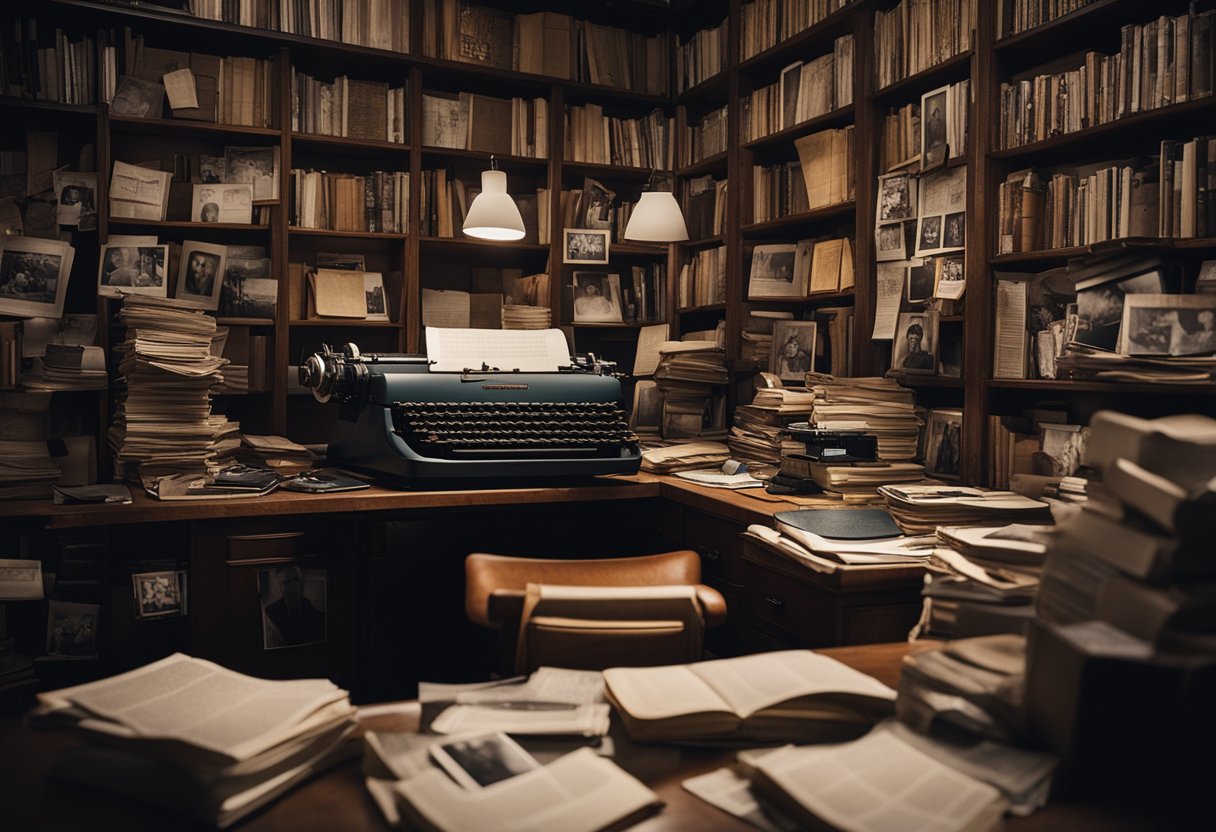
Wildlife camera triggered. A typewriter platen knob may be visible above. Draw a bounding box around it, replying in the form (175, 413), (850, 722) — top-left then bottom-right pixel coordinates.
(300, 352), (335, 403)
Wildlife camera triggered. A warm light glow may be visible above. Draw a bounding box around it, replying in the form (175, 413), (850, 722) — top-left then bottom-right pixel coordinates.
(623, 191), (689, 242)
(463, 169), (526, 241)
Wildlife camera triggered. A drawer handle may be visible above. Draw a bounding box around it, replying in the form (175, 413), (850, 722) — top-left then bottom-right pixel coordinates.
(697, 547), (721, 562)
(764, 596), (784, 608)
(228, 532), (307, 542)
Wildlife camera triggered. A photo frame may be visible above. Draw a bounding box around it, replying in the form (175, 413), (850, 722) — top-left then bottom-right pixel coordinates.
(770, 319), (817, 382)
(363, 272), (389, 321)
(874, 223), (908, 262)
(0, 237), (74, 318)
(630, 379), (662, 434)
(924, 410), (962, 482)
(920, 85), (949, 169)
(876, 172), (916, 224)
(174, 241), (227, 310)
(430, 733), (540, 790)
(780, 61), (803, 130)
(1118, 293), (1216, 356)
(258, 565), (327, 650)
(747, 243), (800, 298)
(892, 311), (939, 374)
(563, 228), (610, 264)
(98, 243), (169, 298)
(224, 146), (280, 203)
(572, 271), (623, 322)
(578, 178), (615, 230)
(45, 600), (99, 659)
(132, 570), (188, 619)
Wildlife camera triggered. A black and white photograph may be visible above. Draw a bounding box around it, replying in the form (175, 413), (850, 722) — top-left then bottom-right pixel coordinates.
(1119, 294), (1216, 356)
(747, 243), (800, 298)
(875, 223), (907, 262)
(45, 600), (99, 659)
(174, 241), (226, 310)
(915, 167), (966, 256)
(924, 409), (962, 481)
(224, 146), (280, 203)
(1074, 272), (1162, 351)
(199, 154), (225, 184)
(363, 272), (389, 321)
(97, 243), (168, 298)
(934, 255), (966, 300)
(0, 237), (74, 318)
(579, 178), (615, 230)
(906, 260), (935, 303)
(192, 183), (253, 224)
(132, 570), (188, 619)
(430, 732), (540, 790)
(219, 273), (277, 319)
(876, 172), (916, 224)
(916, 215), (942, 255)
(563, 228), (610, 264)
(631, 380), (662, 434)
(110, 76), (165, 118)
(258, 565), (326, 649)
(770, 319), (816, 382)
(1039, 424), (1088, 477)
(780, 61), (802, 130)
(920, 86), (948, 168)
(53, 171), (98, 230)
(572, 271), (623, 322)
(942, 211), (965, 249)
(892, 311), (938, 374)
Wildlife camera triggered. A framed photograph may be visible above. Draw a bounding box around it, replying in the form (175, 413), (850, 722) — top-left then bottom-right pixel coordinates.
(192, 183), (253, 224)
(363, 272), (389, 321)
(572, 271), (623, 322)
(630, 379), (662, 434)
(199, 154), (225, 183)
(780, 61), (803, 130)
(934, 255), (966, 300)
(110, 76), (165, 118)
(0, 237), (74, 318)
(892, 311), (939, 374)
(220, 274), (277, 319)
(98, 243), (168, 298)
(563, 228), (610, 264)
(1074, 272), (1163, 351)
(915, 215), (943, 256)
(1119, 294), (1216, 356)
(921, 85), (949, 169)
(132, 570), (188, 619)
(747, 243), (801, 298)
(579, 178), (615, 230)
(45, 600), (99, 659)
(770, 319), (817, 382)
(876, 172), (916, 224)
(53, 171), (98, 230)
(875, 223), (908, 262)
(224, 146), (280, 203)
(924, 409), (962, 482)
(942, 211), (966, 250)
(906, 260), (935, 303)
(174, 241), (227, 310)
(430, 732), (540, 790)
(258, 565), (327, 650)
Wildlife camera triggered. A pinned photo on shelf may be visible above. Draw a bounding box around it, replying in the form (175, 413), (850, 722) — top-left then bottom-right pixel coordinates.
(53, 171), (98, 230)
(98, 243), (168, 299)
(572, 271), (623, 322)
(934, 255), (966, 300)
(920, 85), (949, 169)
(192, 184), (253, 224)
(875, 223), (908, 262)
(876, 172), (916, 224)
(747, 243), (801, 298)
(892, 311), (939, 375)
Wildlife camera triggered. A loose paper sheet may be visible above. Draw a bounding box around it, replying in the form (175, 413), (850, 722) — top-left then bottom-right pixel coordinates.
(163, 68), (198, 110)
(312, 270), (368, 318)
(0, 558), (44, 599)
(421, 289), (470, 328)
(425, 327), (571, 373)
(993, 279), (1028, 378)
(632, 323), (670, 377)
(872, 263), (905, 340)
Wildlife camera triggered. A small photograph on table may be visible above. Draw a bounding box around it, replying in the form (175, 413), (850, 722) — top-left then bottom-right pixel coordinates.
(258, 565), (327, 649)
(892, 311), (938, 375)
(430, 732), (540, 789)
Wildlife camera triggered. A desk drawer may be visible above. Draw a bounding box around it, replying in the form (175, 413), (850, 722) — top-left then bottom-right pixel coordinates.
(742, 556), (837, 647)
(682, 510), (745, 586)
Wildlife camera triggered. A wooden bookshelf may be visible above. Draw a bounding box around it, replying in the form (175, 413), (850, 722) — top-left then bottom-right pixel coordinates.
(740, 202), (856, 236)
(110, 115), (281, 139)
(741, 105), (855, 151)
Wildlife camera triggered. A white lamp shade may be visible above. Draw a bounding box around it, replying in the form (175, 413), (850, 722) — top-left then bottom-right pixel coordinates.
(623, 190), (689, 242)
(463, 169), (526, 241)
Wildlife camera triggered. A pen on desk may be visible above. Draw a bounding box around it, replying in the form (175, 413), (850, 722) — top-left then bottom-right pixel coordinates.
(474, 700), (579, 711)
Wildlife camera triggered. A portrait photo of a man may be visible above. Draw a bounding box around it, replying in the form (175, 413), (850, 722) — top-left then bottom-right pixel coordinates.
(258, 565), (327, 649)
(892, 312), (938, 374)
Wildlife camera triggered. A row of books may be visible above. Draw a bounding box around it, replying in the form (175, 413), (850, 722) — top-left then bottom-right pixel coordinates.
(986, 408), (1091, 491)
(742, 35), (854, 142)
(682, 105), (728, 166)
(874, 0), (975, 90)
(997, 8), (1215, 150)
(752, 124), (855, 222)
(422, 2), (667, 95)
(564, 105), (673, 170)
(677, 19), (727, 93)
(880, 100), (922, 172)
(682, 175), (728, 240)
(421, 92), (548, 159)
(291, 71), (407, 144)
(738, 0), (857, 62)
(746, 237), (855, 299)
(0, 18), (109, 106)
(189, 0), (409, 52)
(290, 169), (409, 233)
(997, 0), (1097, 38)
(677, 245), (726, 309)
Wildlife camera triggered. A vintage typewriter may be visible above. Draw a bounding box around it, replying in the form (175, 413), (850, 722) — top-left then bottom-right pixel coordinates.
(298, 342), (641, 485)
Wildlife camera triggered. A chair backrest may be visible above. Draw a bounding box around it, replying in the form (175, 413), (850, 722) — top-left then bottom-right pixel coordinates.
(464, 550), (723, 674)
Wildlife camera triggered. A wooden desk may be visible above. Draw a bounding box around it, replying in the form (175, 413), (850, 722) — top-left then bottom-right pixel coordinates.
(0, 642), (1171, 832)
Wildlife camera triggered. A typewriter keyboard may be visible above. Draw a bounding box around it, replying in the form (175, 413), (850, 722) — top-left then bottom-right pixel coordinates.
(391, 401), (638, 458)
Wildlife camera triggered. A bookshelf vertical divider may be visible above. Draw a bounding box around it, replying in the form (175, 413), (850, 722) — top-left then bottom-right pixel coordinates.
(851, 4), (880, 378)
(272, 48), (292, 433)
(406, 65), (426, 355)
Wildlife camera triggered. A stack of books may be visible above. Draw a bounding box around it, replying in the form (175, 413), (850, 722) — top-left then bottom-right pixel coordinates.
(727, 403), (805, 466)
(806, 374), (920, 461)
(236, 435), (319, 474)
(639, 441), (730, 474)
(0, 439), (62, 499)
(739, 310), (792, 367)
(879, 485), (1055, 535)
(108, 295), (239, 488)
(29, 654), (359, 829)
(780, 457), (925, 502)
(654, 343), (728, 441)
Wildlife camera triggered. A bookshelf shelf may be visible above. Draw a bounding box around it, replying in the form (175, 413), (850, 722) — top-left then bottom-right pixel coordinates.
(110, 115), (281, 139)
(736, 3), (858, 76)
(572, 321), (666, 329)
(563, 161), (662, 180)
(612, 243), (669, 256)
(742, 105), (855, 152)
(418, 146), (546, 169)
(870, 51), (973, 104)
(903, 376), (965, 389)
(991, 237), (1216, 267)
(740, 202), (856, 236)
(747, 289), (856, 305)
(683, 234), (725, 249)
(990, 96), (1216, 163)
(0, 96), (96, 115)
(677, 72), (729, 106)
(419, 237), (547, 253)
(677, 151), (728, 178)
(288, 227), (406, 240)
(109, 219), (270, 231)
(676, 303), (726, 315)
(291, 133), (410, 154)
(986, 379), (1216, 396)
(289, 320), (402, 328)
(216, 317), (275, 326)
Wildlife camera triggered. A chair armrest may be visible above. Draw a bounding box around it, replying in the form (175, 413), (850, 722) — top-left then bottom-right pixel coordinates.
(694, 584), (728, 629)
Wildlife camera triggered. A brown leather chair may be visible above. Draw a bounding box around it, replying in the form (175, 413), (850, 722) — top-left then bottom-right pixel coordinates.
(465, 550), (728, 675)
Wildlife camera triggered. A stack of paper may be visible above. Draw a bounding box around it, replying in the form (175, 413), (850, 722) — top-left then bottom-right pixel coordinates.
(654, 342), (729, 385)
(0, 438), (61, 499)
(774, 509), (936, 566)
(30, 654), (359, 829)
(1056, 343), (1216, 384)
(23, 344), (107, 391)
(781, 457), (925, 500)
(727, 403), (805, 466)
(501, 304), (551, 329)
(237, 434), (320, 473)
(879, 485), (1054, 535)
(107, 295), (239, 487)
(640, 441), (730, 474)
(806, 373), (920, 461)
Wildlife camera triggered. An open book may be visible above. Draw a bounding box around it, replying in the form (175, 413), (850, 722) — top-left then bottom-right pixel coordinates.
(602, 650), (896, 743)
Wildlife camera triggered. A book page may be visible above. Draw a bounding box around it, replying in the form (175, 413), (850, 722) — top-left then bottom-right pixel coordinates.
(429, 704), (610, 736)
(602, 664), (732, 720)
(691, 651), (896, 718)
(872, 263), (904, 339)
(683, 765), (799, 832)
(313, 270), (368, 318)
(993, 279), (1028, 378)
(632, 323), (670, 377)
(422, 289), (471, 328)
(457, 667), (605, 707)
(425, 327), (570, 373)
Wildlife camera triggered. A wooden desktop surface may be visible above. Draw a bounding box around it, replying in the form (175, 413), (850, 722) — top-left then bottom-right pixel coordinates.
(0, 642), (1170, 832)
